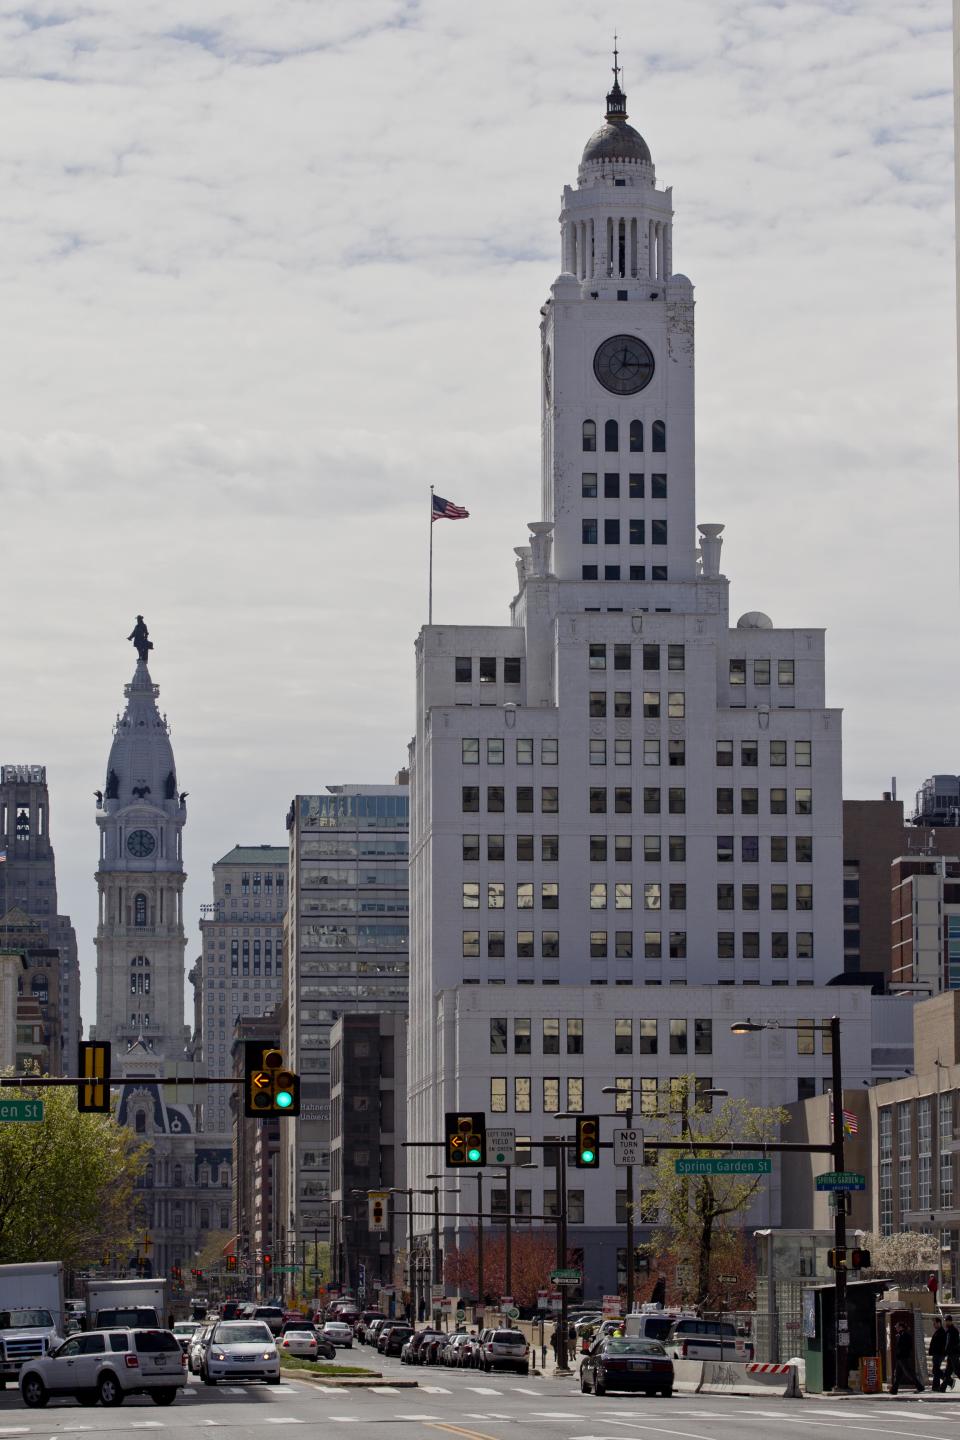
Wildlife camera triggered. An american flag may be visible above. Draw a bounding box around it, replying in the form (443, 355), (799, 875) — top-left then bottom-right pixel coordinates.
(432, 494), (470, 522)
(834, 1107), (859, 1136)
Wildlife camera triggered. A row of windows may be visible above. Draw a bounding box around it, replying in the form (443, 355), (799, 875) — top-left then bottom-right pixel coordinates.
(463, 737), (812, 771)
(718, 883), (813, 910)
(583, 472), (668, 499)
(720, 835), (813, 863)
(587, 690), (678, 716)
(232, 872), (285, 895)
(583, 565), (669, 581)
(583, 519), (667, 546)
(462, 927), (814, 960)
(588, 643), (685, 671)
(717, 740), (811, 766)
(462, 786), (560, 813)
(455, 656), (522, 685)
(583, 419), (666, 453)
(489, 1015), (713, 1056)
(463, 738), (558, 765)
(464, 834), (691, 863)
(717, 788), (813, 814)
(489, 1072), (709, 1115)
(463, 880), (692, 910)
(730, 659), (794, 686)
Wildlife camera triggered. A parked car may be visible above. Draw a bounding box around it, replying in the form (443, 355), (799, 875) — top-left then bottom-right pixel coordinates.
(188, 1321), (216, 1374)
(201, 1320), (280, 1385)
(400, 1329), (436, 1364)
(365, 1317), (391, 1346)
(280, 1323), (335, 1361)
(580, 1336), (674, 1397)
(382, 1324), (414, 1357)
(322, 1321), (354, 1349)
(478, 1328), (530, 1375)
(19, 1328), (186, 1409)
(356, 1310), (386, 1341)
(663, 1318), (752, 1361)
(624, 1309), (689, 1345)
(251, 1306), (285, 1338)
(171, 1322), (198, 1354)
(439, 1333), (468, 1366)
(421, 1333), (447, 1364)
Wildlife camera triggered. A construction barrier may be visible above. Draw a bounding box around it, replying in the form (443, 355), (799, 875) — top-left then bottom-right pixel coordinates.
(672, 1359), (706, 1394)
(699, 1358), (800, 1398)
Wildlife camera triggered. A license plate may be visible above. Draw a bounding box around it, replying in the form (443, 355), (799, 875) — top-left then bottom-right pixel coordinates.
(154, 1356), (166, 1367)
(628, 1360), (650, 1370)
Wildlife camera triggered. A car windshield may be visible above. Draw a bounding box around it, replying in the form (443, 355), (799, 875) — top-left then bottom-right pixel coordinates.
(0, 1310), (53, 1328)
(493, 1331), (525, 1344)
(605, 1338), (667, 1356)
(214, 1324), (273, 1344)
(640, 1318), (672, 1340)
(97, 1308), (158, 1328)
(135, 1332), (181, 1353)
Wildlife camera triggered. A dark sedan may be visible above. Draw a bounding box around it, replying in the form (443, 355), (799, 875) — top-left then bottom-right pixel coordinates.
(580, 1337), (674, 1397)
(382, 1324), (414, 1357)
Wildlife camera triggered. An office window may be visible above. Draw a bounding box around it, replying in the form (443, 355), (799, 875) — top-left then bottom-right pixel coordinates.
(488, 881), (505, 909)
(741, 835), (759, 863)
(770, 788), (787, 814)
(462, 882), (480, 909)
(488, 931), (505, 957)
(667, 692), (685, 717)
(590, 739), (607, 766)
(642, 691), (660, 718)
(582, 419), (597, 452)
(616, 787), (633, 813)
(742, 932), (760, 959)
(797, 1020), (815, 1056)
(796, 932), (814, 958)
(590, 834), (607, 862)
(479, 657), (496, 684)
(542, 1078), (559, 1116)
(605, 419), (619, 451)
(516, 834), (533, 862)
(670, 1019), (688, 1055)
(717, 883), (735, 911)
(716, 740), (733, 767)
(490, 1018), (508, 1054)
(589, 644), (607, 670)
(644, 931), (662, 959)
(542, 787), (559, 813)
(630, 419), (643, 451)
(462, 737), (479, 764)
(651, 519), (668, 545)
(542, 834), (559, 862)
(771, 883), (788, 910)
(614, 644), (631, 671)
(582, 519), (598, 545)
(517, 931), (534, 958)
(590, 882), (608, 910)
(652, 420), (666, 451)
(604, 472), (621, 499)
(796, 883), (813, 911)
(542, 1018), (560, 1054)
(778, 659), (795, 686)
(487, 738), (504, 765)
(644, 882), (662, 911)
(772, 931), (789, 958)
(462, 786), (479, 813)
(566, 1077), (584, 1112)
(669, 930), (687, 959)
(582, 472), (598, 497)
(504, 657), (521, 684)
(590, 930), (608, 957)
(516, 882), (534, 910)
(795, 788), (813, 815)
(771, 835), (788, 862)
(717, 788), (734, 815)
(629, 518), (645, 545)
(614, 690), (632, 717)
(517, 738), (533, 765)
(589, 787), (607, 814)
(668, 835), (686, 861)
(742, 884), (759, 911)
(752, 658), (769, 685)
(614, 835), (632, 862)
(490, 1078), (507, 1112)
(641, 787), (659, 815)
(669, 739), (685, 766)
(629, 473), (644, 499)
(567, 1019), (584, 1055)
(487, 785), (505, 813)
(644, 836), (661, 861)
(796, 836), (813, 863)
(615, 882), (632, 910)
(770, 740), (787, 766)
(717, 931), (735, 959)
(455, 656), (472, 683)
(542, 931), (559, 958)
(717, 835), (734, 863)
(642, 644), (660, 671)
(463, 834), (480, 861)
(605, 518), (621, 545)
(514, 1077), (531, 1113)
(741, 788), (758, 815)
(615, 739), (631, 766)
(488, 834), (505, 861)
(741, 740), (758, 767)
(542, 738), (559, 765)
(651, 473), (667, 498)
(615, 930), (633, 958)
(795, 740), (812, 767)
(729, 658), (746, 685)
(668, 787), (685, 814)
(644, 739), (660, 766)
(589, 691), (607, 717)
(463, 931), (480, 958)
(516, 786), (534, 813)
(582, 565), (598, 580)
(541, 882), (559, 909)
(695, 1019), (713, 1055)
(615, 1019), (632, 1054)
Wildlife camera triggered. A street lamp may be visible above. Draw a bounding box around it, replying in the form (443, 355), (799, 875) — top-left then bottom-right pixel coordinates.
(425, 1175), (462, 1321)
(732, 1015), (848, 1393)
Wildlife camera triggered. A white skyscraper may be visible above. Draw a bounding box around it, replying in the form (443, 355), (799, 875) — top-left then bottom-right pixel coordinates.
(406, 65), (885, 1298)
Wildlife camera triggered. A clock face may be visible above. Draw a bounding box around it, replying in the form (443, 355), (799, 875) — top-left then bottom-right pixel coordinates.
(593, 334), (655, 395)
(127, 829), (156, 858)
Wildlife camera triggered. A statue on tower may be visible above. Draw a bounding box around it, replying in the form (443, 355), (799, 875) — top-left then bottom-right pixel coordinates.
(128, 615), (153, 664)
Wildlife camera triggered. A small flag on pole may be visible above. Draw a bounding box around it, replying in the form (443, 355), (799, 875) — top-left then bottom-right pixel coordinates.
(432, 494), (470, 522)
(834, 1107), (858, 1136)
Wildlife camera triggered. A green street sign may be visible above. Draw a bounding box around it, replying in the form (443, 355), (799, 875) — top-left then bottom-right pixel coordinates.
(0, 1100), (43, 1124)
(551, 1268), (582, 1285)
(815, 1171), (865, 1191)
(675, 1157), (772, 1176)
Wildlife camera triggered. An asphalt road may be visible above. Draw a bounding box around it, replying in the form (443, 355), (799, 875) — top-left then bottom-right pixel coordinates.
(0, 1346), (956, 1439)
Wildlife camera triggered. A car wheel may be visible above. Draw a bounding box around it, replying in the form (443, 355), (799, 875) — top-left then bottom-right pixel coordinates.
(202, 1368), (217, 1387)
(150, 1389), (178, 1406)
(267, 1377), (282, 1385)
(21, 1374), (48, 1409)
(580, 1373), (590, 1393)
(521, 1365), (529, 1377)
(97, 1373), (125, 1407)
(594, 1376), (605, 1396)
(661, 1387), (673, 1398)
(77, 1391), (99, 1406)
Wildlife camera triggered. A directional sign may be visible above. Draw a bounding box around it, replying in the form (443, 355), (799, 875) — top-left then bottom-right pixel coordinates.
(487, 1127), (516, 1166)
(675, 1157), (772, 1176)
(0, 1100), (43, 1123)
(551, 1268), (582, 1286)
(613, 1128), (644, 1167)
(816, 1171), (865, 1191)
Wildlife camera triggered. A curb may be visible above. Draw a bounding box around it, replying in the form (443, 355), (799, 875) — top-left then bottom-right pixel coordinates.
(804, 1392), (960, 1404)
(290, 1372), (420, 1389)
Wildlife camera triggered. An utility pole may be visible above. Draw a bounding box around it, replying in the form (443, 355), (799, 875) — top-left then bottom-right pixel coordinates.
(432, 1185), (442, 1323)
(476, 1172), (484, 1320)
(830, 1015), (849, 1393)
(407, 1189), (414, 1322)
(554, 1137), (570, 1373)
(625, 1102), (635, 1316)
(504, 1164), (513, 1299)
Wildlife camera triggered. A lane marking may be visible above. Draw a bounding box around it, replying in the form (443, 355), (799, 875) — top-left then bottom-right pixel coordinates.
(512, 1387), (542, 1394)
(370, 1386), (401, 1394)
(467, 1387), (502, 1395)
(262, 1422), (305, 1427)
(327, 1419), (358, 1424)
(771, 1419), (959, 1440)
(130, 1426), (165, 1432)
(427, 1426), (505, 1440)
(574, 1420), (729, 1440)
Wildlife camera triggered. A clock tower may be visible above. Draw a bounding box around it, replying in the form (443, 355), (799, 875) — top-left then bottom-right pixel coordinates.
(92, 634), (189, 1060)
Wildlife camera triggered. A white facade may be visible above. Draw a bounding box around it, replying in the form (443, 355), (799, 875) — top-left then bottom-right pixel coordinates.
(408, 69), (851, 1290)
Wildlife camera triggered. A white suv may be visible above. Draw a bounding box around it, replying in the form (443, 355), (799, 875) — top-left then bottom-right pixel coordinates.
(19, 1328), (186, 1408)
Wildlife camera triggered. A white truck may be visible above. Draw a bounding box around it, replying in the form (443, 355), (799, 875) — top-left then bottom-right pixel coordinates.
(85, 1277), (169, 1331)
(0, 1261), (65, 1385)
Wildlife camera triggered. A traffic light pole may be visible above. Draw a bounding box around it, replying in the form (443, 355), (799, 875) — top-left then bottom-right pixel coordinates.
(625, 1104), (635, 1316)
(504, 1164), (512, 1299)
(555, 1139), (570, 1374)
(830, 1015), (849, 1393)
(476, 1172), (484, 1316)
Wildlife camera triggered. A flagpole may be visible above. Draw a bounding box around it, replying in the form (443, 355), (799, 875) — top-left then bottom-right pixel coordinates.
(428, 485), (434, 625)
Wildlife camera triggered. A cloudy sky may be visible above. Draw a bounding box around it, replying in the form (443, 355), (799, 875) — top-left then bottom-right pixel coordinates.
(0, 0), (955, 1027)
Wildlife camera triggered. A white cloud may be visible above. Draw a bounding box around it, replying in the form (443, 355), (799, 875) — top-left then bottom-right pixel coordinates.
(0, 0), (955, 1023)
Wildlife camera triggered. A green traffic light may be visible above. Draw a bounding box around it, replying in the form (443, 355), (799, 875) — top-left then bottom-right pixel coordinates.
(467, 1146), (482, 1162)
(276, 1090), (294, 1110)
(580, 1149), (595, 1164)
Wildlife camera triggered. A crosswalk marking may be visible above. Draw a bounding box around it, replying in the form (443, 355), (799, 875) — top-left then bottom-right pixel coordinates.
(468, 1386), (501, 1394)
(327, 1419), (358, 1424)
(370, 1386), (401, 1394)
(422, 1384), (452, 1393)
(129, 1425), (164, 1431)
(262, 1421), (304, 1427)
(512, 1386), (541, 1394)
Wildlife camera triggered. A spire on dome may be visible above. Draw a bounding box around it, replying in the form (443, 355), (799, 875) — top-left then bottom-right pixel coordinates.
(580, 40), (652, 171)
(606, 34), (627, 121)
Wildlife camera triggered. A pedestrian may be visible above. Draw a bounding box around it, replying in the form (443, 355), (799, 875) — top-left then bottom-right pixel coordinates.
(944, 1313), (959, 1388)
(891, 1322), (923, 1394)
(929, 1316), (946, 1392)
(550, 1323), (559, 1361)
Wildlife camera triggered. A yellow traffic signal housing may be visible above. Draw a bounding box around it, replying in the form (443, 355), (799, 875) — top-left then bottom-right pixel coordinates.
(244, 1042), (300, 1117)
(575, 1115), (600, 1168)
(77, 1041), (111, 1113)
(445, 1111), (486, 1166)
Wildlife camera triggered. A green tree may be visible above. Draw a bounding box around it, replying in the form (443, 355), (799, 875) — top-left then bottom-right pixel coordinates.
(644, 1076), (787, 1308)
(0, 1080), (147, 1267)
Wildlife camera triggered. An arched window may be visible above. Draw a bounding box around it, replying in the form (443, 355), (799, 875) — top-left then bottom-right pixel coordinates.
(582, 420), (596, 453)
(134, 894), (147, 927)
(652, 420), (666, 452)
(135, 1110), (146, 1135)
(604, 419), (619, 452)
(630, 420), (643, 453)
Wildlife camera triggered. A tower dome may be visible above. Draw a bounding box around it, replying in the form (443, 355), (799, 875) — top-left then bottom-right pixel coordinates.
(580, 47), (652, 171)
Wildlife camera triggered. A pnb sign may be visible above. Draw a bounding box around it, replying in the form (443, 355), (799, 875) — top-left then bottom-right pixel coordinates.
(2, 766), (46, 784)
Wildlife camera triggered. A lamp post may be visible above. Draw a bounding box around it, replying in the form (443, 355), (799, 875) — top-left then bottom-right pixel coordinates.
(732, 1015), (848, 1392)
(425, 1176), (462, 1322)
(387, 1187), (437, 1322)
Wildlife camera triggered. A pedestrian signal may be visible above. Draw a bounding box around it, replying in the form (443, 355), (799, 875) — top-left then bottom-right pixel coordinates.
(226, 1254), (237, 1272)
(575, 1115), (600, 1168)
(77, 1041), (111, 1113)
(445, 1111), (486, 1167)
(851, 1248), (871, 1271)
(827, 1248), (846, 1270)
